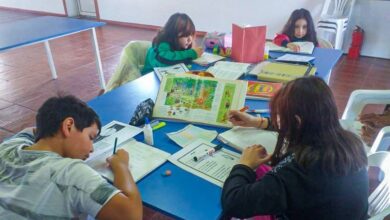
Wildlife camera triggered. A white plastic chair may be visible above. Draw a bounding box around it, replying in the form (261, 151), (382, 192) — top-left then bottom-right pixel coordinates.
(318, 37), (334, 49)
(368, 151), (390, 218)
(105, 40), (152, 92)
(369, 206), (390, 220)
(317, 0), (356, 49)
(342, 90), (390, 154)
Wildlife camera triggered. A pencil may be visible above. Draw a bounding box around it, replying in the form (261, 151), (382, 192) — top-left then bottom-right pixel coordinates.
(239, 106), (249, 112)
(246, 109), (270, 113)
(113, 137), (118, 155)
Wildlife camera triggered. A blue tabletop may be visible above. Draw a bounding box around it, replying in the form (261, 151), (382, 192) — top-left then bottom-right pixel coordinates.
(0, 16), (105, 51)
(88, 47), (342, 219)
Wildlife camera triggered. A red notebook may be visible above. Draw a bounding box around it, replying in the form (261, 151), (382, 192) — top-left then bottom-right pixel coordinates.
(246, 81), (283, 100)
(231, 24), (266, 63)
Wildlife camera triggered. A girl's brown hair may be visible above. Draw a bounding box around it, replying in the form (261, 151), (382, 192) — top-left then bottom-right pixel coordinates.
(269, 76), (367, 175)
(282, 8), (318, 46)
(153, 13), (195, 50)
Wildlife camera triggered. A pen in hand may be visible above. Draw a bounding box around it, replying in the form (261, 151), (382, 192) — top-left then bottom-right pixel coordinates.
(112, 137), (118, 155)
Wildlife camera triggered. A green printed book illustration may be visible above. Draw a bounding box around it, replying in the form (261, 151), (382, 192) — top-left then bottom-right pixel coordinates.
(153, 74), (247, 127)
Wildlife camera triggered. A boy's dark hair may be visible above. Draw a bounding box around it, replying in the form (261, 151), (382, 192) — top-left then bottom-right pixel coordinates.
(153, 13), (196, 50)
(269, 77), (367, 175)
(35, 95), (101, 142)
(282, 8), (318, 46)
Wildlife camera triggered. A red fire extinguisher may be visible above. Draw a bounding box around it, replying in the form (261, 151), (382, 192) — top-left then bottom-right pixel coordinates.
(348, 26), (364, 59)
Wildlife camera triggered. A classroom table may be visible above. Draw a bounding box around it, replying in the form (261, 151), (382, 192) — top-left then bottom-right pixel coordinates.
(0, 16), (106, 89)
(88, 47), (343, 219)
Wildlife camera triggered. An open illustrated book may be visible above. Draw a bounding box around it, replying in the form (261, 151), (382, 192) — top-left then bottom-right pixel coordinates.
(152, 74), (247, 127)
(153, 63), (189, 81)
(86, 121), (171, 182)
(266, 41), (315, 54)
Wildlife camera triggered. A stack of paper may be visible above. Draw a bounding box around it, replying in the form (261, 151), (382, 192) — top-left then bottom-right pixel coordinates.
(218, 126), (278, 153)
(266, 41), (315, 54)
(253, 61), (317, 83)
(87, 139), (170, 182)
(276, 54), (315, 63)
(167, 124), (218, 148)
(206, 61), (250, 80)
(193, 52), (225, 66)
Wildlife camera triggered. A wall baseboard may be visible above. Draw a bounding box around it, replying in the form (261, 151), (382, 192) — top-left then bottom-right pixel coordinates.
(0, 6), (66, 17)
(100, 19), (207, 37)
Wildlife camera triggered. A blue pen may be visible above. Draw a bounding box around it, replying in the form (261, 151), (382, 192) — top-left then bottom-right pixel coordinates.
(113, 137), (118, 155)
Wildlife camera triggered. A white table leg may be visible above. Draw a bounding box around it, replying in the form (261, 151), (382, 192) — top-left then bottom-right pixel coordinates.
(90, 28), (106, 90)
(44, 40), (58, 79)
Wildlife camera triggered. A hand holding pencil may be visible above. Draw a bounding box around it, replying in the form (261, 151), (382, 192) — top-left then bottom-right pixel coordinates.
(106, 149), (129, 171)
(228, 108), (261, 128)
(107, 138), (129, 171)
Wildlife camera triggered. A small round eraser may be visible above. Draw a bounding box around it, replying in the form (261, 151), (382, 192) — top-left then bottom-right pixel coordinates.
(162, 169), (171, 177)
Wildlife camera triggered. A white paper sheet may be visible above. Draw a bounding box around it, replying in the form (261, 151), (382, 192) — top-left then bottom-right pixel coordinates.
(218, 126), (278, 153)
(193, 52), (225, 66)
(168, 139), (240, 187)
(87, 139), (170, 182)
(92, 120), (143, 157)
(167, 124), (218, 147)
(207, 61), (250, 80)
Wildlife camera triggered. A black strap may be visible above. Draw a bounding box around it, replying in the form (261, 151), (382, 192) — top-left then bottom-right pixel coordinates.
(304, 62), (314, 76)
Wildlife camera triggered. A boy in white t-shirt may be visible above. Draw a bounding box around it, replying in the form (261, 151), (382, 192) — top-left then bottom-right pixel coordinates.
(0, 95), (142, 220)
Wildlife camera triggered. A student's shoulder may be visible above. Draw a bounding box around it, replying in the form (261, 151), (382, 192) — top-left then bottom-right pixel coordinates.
(269, 154), (296, 173)
(52, 158), (106, 186)
(157, 42), (172, 50)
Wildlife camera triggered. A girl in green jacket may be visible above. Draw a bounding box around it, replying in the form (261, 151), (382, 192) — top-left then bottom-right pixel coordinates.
(143, 13), (203, 73)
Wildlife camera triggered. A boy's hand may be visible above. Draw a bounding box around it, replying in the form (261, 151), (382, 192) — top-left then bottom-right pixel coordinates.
(287, 43), (300, 52)
(194, 47), (204, 57)
(239, 145), (272, 169)
(106, 149), (129, 171)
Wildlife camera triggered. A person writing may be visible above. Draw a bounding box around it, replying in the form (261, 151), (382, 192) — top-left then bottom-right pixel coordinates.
(143, 12), (203, 73)
(221, 77), (368, 220)
(0, 95), (142, 219)
(273, 8), (319, 52)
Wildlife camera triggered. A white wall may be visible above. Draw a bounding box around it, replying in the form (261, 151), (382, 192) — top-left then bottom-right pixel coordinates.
(65, 0), (80, 17)
(0, 0), (65, 14)
(98, 0), (324, 39)
(343, 0), (390, 59)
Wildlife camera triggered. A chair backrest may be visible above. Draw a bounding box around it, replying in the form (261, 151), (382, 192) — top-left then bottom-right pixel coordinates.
(369, 206), (390, 220)
(371, 126), (390, 154)
(105, 40), (152, 92)
(342, 90), (390, 121)
(368, 151), (390, 217)
(321, 0), (356, 18)
(318, 37), (334, 49)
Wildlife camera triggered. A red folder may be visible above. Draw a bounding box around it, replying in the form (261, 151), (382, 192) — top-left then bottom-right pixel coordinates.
(231, 24), (266, 63)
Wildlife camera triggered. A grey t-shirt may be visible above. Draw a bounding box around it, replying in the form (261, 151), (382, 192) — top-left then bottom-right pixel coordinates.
(0, 129), (120, 219)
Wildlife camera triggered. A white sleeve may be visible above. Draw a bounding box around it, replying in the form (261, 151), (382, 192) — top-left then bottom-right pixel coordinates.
(57, 161), (121, 218)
